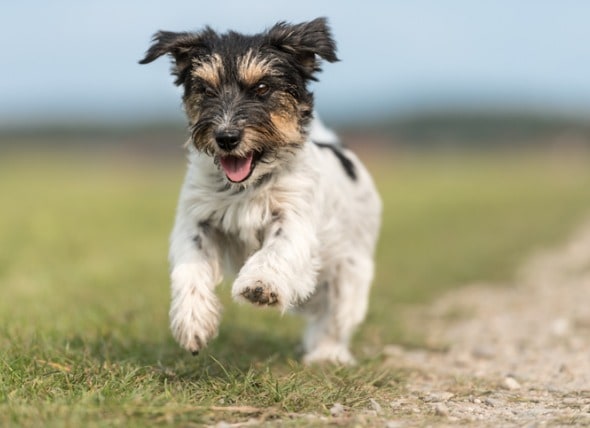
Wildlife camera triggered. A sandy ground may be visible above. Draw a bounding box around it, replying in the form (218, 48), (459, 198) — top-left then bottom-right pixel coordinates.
(381, 220), (590, 426)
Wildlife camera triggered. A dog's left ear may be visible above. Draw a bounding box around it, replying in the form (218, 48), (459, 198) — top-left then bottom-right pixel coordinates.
(267, 17), (339, 80)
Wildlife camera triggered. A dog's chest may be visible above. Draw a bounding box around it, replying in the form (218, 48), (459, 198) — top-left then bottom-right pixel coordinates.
(200, 186), (275, 256)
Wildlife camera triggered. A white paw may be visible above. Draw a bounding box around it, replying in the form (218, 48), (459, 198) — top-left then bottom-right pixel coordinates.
(231, 254), (319, 310)
(169, 265), (221, 354)
(303, 344), (357, 365)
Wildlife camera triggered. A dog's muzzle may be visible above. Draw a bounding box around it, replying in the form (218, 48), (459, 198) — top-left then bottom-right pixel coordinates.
(215, 129), (242, 151)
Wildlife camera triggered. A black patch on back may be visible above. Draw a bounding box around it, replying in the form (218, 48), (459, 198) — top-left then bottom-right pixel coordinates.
(198, 220), (213, 236)
(314, 142), (357, 181)
(271, 210), (282, 221)
(193, 234), (203, 250)
(256, 228), (265, 247)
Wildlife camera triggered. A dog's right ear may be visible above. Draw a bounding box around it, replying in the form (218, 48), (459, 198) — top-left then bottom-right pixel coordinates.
(139, 30), (213, 86)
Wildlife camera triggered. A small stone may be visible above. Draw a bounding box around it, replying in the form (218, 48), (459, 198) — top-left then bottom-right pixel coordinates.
(473, 398), (482, 404)
(389, 399), (407, 409)
(550, 318), (570, 336)
(484, 398), (498, 407)
(423, 392), (455, 403)
(369, 398), (382, 414)
(330, 403), (345, 417)
(502, 376), (521, 390)
(472, 345), (496, 359)
(434, 403), (449, 417)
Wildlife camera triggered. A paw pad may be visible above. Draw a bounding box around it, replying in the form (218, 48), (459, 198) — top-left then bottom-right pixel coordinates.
(241, 282), (279, 306)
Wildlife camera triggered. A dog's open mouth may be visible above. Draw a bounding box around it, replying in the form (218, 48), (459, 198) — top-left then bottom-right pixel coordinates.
(219, 152), (257, 183)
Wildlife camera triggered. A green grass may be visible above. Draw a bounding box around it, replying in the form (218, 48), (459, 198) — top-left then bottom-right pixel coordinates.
(369, 150), (590, 343)
(1, 147), (590, 426)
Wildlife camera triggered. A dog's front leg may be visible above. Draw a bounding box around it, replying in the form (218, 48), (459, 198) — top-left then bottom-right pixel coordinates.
(169, 211), (223, 355)
(232, 211), (319, 311)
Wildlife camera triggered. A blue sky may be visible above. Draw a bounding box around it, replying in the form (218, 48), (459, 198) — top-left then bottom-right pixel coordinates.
(1, 1), (590, 125)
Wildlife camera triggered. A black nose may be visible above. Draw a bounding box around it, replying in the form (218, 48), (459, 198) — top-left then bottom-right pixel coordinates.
(215, 129), (242, 151)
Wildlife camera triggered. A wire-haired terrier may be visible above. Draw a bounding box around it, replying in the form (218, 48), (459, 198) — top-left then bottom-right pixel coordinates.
(139, 17), (381, 364)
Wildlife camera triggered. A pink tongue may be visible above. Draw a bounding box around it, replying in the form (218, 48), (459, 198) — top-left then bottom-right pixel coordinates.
(219, 153), (254, 182)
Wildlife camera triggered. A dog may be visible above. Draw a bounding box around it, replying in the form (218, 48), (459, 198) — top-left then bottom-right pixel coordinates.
(139, 17), (381, 364)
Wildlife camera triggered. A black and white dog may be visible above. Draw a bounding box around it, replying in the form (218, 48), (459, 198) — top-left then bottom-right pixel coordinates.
(140, 18), (381, 364)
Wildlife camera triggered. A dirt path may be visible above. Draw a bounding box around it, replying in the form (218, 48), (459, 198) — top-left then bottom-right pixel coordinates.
(383, 221), (590, 426)
(215, 223), (590, 427)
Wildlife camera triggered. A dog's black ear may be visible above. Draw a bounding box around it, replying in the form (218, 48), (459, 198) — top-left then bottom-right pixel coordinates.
(267, 17), (339, 80)
(139, 30), (213, 86)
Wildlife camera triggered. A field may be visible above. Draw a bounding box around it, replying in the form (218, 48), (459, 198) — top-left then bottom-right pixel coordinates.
(2, 144), (590, 426)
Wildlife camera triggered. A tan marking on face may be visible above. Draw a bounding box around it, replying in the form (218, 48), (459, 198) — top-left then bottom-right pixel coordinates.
(235, 128), (262, 155)
(191, 53), (223, 87)
(270, 112), (303, 145)
(237, 50), (278, 86)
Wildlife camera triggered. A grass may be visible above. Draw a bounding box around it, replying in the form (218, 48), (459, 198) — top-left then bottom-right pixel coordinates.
(1, 145), (590, 426)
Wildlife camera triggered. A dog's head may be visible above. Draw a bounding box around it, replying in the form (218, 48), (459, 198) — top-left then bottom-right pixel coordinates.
(139, 18), (338, 185)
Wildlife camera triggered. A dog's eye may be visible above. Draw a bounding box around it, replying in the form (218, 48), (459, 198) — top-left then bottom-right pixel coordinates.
(254, 83), (270, 97)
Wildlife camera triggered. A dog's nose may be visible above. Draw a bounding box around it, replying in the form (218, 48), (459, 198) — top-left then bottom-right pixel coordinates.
(215, 129), (242, 151)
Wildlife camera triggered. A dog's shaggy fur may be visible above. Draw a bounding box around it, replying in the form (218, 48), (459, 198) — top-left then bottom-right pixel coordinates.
(140, 18), (381, 364)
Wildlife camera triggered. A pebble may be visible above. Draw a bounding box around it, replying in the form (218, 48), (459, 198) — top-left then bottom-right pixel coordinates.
(502, 376), (521, 390)
(484, 398), (498, 407)
(472, 345), (496, 359)
(330, 403), (345, 417)
(550, 318), (570, 336)
(389, 399), (405, 409)
(434, 403), (449, 417)
(422, 391), (455, 403)
(369, 398), (382, 414)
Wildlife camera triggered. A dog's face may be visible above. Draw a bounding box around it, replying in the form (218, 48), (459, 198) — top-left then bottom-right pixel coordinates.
(140, 18), (338, 185)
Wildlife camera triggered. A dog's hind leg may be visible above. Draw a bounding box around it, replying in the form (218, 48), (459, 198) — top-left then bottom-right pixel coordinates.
(301, 255), (374, 365)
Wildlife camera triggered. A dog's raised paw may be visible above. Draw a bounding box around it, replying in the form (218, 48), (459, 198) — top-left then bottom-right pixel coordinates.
(240, 281), (280, 306)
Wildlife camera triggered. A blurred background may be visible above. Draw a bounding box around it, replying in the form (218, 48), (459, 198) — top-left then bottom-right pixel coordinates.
(2, 1), (590, 345)
(3, 1), (590, 139)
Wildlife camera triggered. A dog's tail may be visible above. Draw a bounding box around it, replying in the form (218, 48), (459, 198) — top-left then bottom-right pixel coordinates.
(309, 112), (340, 146)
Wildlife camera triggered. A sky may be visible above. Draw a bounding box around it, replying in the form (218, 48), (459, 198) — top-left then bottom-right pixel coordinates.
(1, 1), (590, 126)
